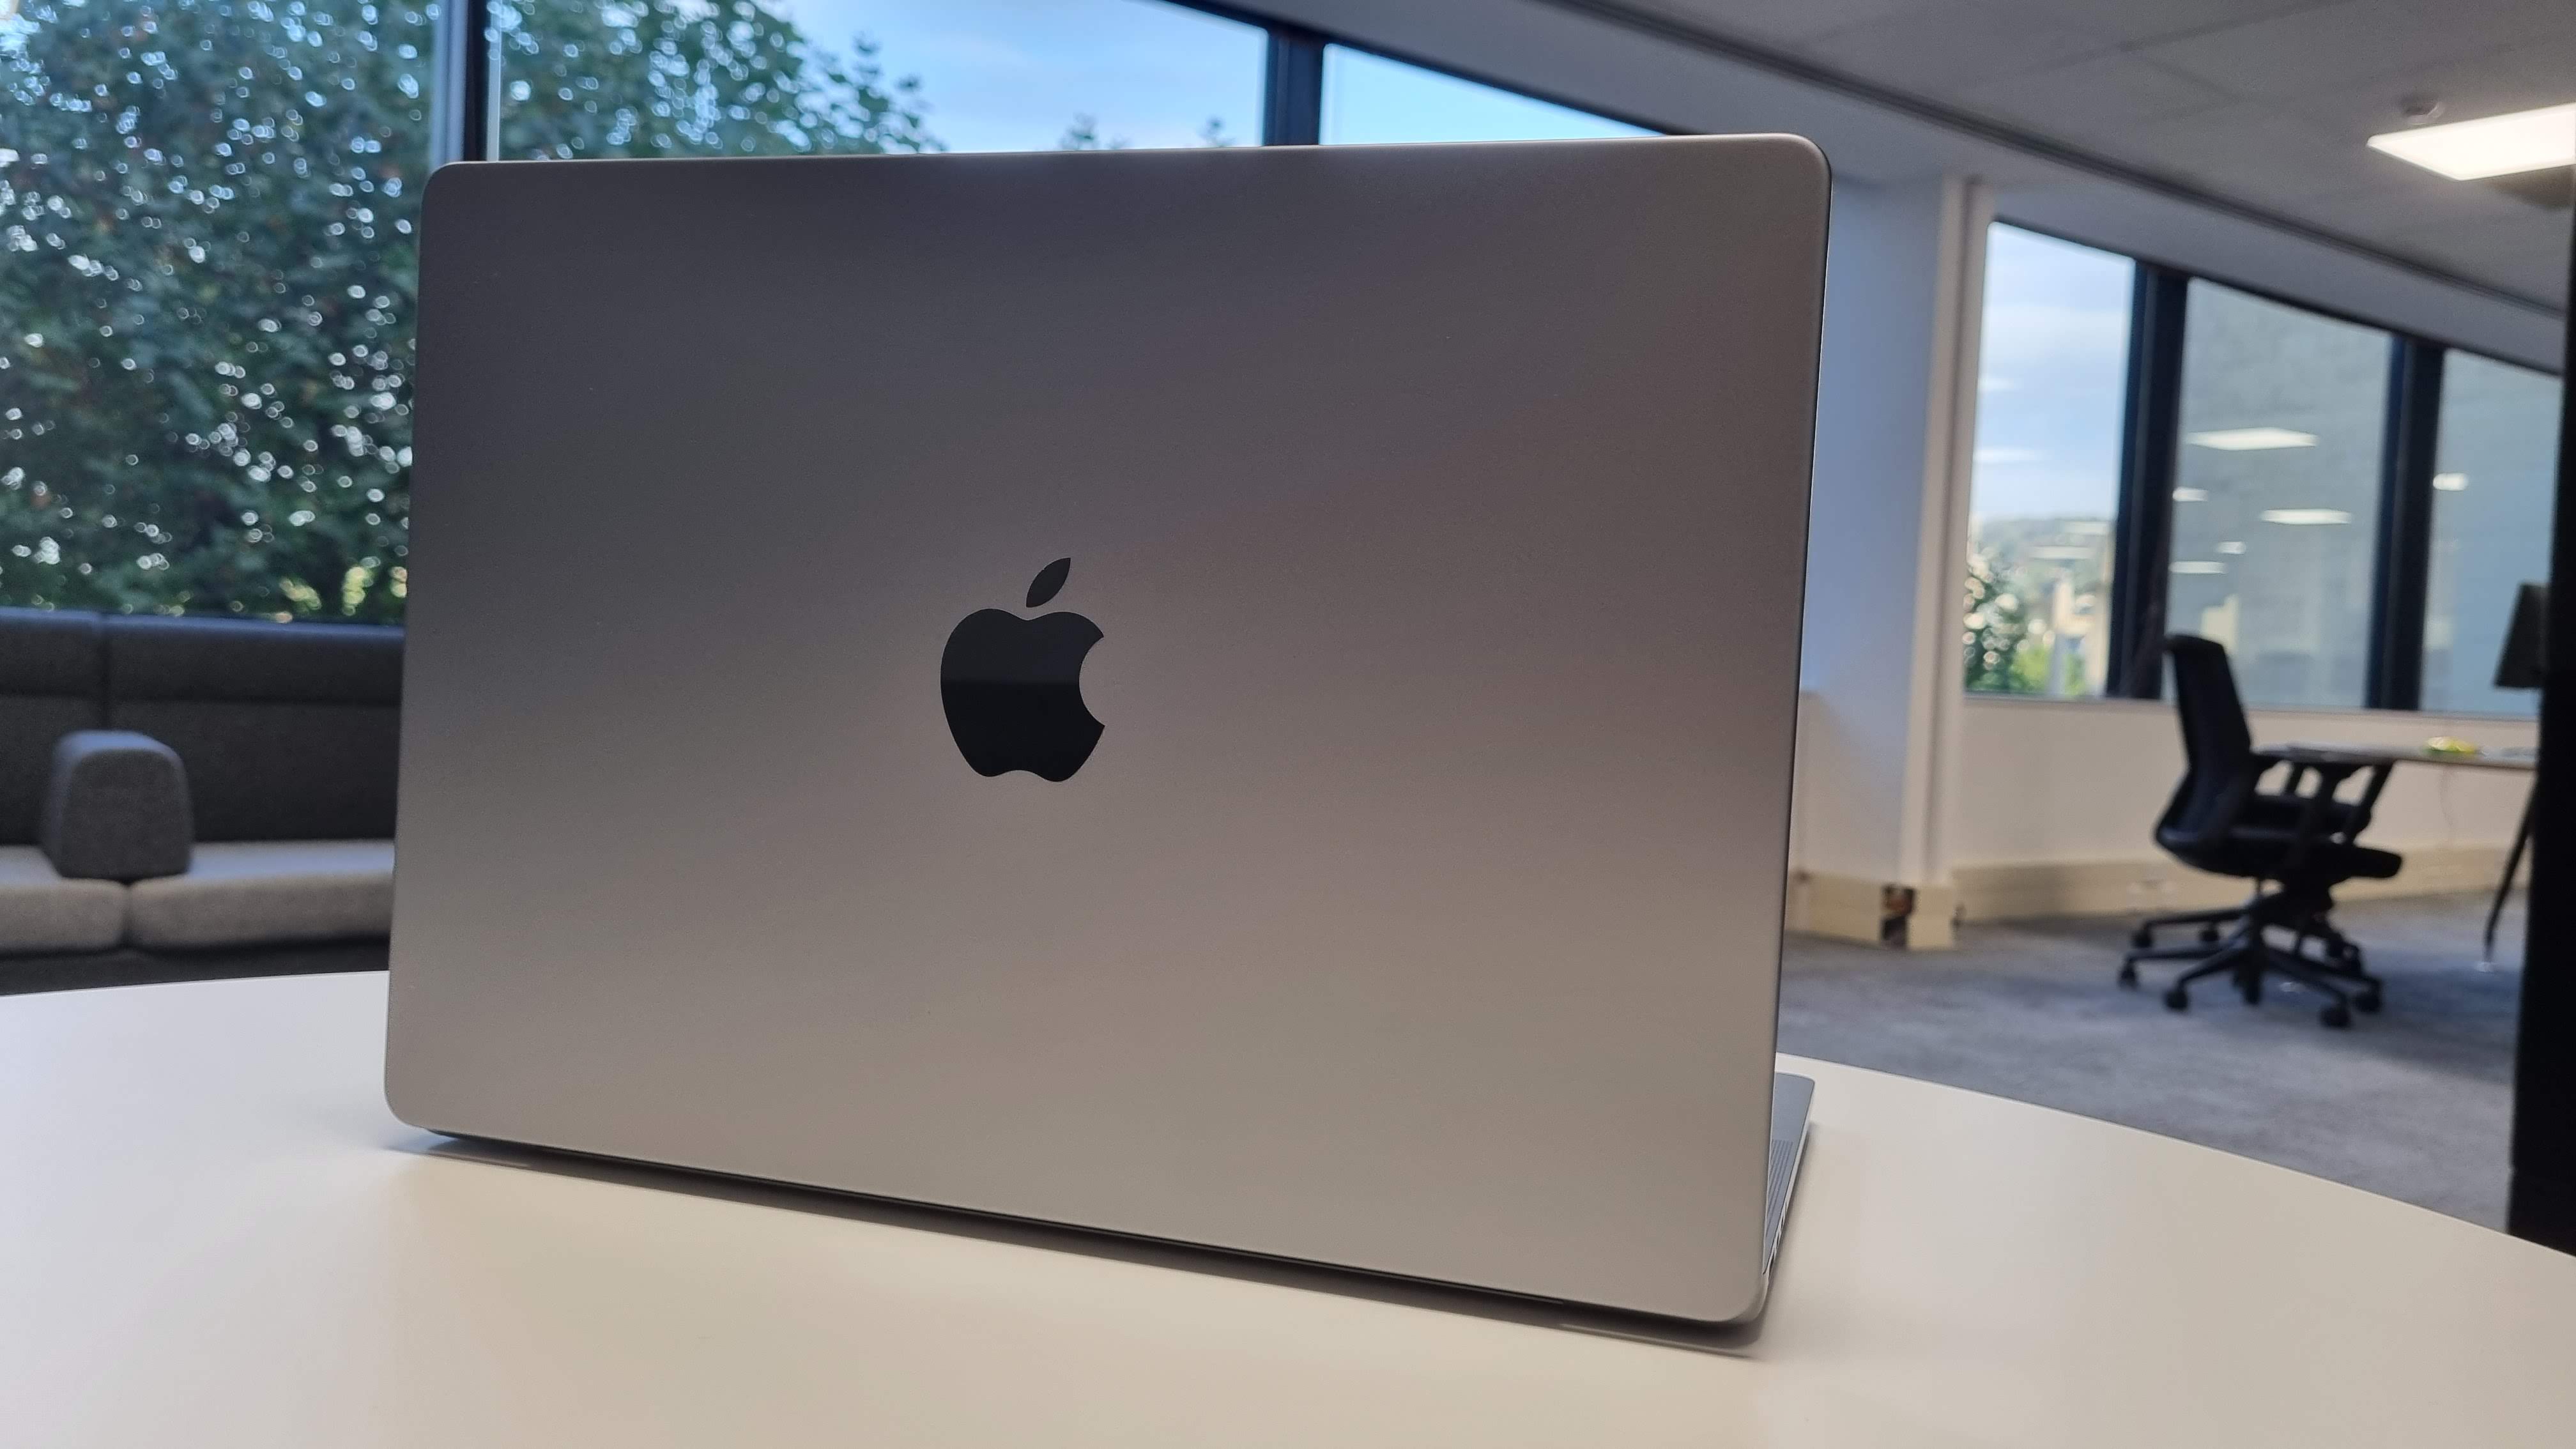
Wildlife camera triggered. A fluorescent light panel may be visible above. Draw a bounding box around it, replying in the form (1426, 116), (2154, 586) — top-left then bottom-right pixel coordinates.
(2187, 427), (2319, 450)
(2260, 509), (2353, 526)
(2368, 103), (2576, 181)
(2434, 471), (2469, 491)
(2171, 561), (2227, 574)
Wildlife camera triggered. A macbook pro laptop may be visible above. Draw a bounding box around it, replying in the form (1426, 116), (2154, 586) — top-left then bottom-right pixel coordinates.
(388, 135), (1828, 1325)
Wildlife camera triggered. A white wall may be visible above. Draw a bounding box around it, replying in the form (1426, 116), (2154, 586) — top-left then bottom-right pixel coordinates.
(1949, 695), (2535, 918)
(1955, 697), (2534, 866)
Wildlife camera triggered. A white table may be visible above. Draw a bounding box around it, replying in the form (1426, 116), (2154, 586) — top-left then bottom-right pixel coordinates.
(8, 973), (2574, 1446)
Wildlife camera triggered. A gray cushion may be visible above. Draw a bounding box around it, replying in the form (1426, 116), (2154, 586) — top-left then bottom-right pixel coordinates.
(126, 840), (394, 949)
(0, 609), (106, 845)
(0, 844), (127, 954)
(103, 614), (403, 705)
(109, 700), (399, 842)
(103, 614), (402, 842)
(41, 730), (193, 882)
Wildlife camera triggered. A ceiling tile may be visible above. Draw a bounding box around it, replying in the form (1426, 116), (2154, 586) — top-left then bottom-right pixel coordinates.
(1956, 54), (2235, 142)
(2368, 214), (2572, 305)
(1797, 1), (2123, 95)
(1621, 0), (1937, 45)
(2279, 172), (2552, 236)
(1613, 0), (2570, 305)
(2029, 0), (2342, 47)
(2280, 45), (2576, 141)
(2094, 102), (2400, 202)
(2138, 0), (2561, 100)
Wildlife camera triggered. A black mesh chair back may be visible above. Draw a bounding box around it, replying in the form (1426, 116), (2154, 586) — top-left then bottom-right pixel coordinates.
(2156, 635), (2258, 861)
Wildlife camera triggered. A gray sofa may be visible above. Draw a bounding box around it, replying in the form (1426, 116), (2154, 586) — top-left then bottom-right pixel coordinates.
(1, 607), (397, 991)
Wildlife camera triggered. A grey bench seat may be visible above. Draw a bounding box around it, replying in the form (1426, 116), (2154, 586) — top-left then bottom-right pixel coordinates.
(1, 606), (402, 970)
(0, 846), (127, 954)
(126, 841), (396, 951)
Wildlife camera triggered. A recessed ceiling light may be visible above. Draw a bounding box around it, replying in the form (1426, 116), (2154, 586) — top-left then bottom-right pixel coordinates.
(2216, 541), (2247, 554)
(2368, 102), (2576, 180)
(2434, 471), (2469, 491)
(2259, 509), (2353, 525)
(2187, 427), (2319, 450)
(2173, 487), (2210, 502)
(2171, 561), (2227, 574)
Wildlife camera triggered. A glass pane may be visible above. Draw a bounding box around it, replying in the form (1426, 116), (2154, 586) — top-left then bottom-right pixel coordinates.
(1321, 47), (1652, 144)
(2168, 282), (2392, 710)
(496, 0), (1265, 160)
(1963, 226), (2133, 696)
(2422, 351), (2562, 716)
(1, 0), (432, 622)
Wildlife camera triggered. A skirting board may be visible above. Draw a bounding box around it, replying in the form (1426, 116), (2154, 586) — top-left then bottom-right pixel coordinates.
(1784, 873), (1959, 949)
(1951, 844), (2525, 924)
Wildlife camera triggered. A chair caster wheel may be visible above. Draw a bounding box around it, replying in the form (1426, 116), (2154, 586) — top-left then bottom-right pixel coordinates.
(2239, 978), (2262, 1005)
(2163, 986), (2189, 1012)
(2200, 924), (2223, 944)
(2117, 965), (2140, 990)
(2320, 1004), (2352, 1029)
(2356, 989), (2382, 1014)
(2131, 926), (2154, 949)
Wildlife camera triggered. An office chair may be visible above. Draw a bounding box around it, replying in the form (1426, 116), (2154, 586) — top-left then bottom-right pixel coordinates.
(2118, 636), (2400, 1029)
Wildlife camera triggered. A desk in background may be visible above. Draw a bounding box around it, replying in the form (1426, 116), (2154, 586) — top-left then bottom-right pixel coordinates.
(2277, 737), (2534, 964)
(2275, 742), (2537, 965)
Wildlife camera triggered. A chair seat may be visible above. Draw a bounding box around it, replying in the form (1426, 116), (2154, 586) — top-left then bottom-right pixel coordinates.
(2159, 825), (2403, 884)
(2242, 791), (2364, 835)
(126, 841), (394, 950)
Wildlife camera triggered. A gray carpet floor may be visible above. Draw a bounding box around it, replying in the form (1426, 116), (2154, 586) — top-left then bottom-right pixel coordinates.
(1780, 891), (2526, 1227)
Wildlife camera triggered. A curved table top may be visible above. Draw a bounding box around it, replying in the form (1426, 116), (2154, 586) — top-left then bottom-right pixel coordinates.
(6, 972), (2573, 1446)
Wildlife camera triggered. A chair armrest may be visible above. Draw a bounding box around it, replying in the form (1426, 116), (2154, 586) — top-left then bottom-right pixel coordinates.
(40, 730), (194, 882)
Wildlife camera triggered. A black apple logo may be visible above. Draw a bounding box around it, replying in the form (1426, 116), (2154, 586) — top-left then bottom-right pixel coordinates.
(939, 558), (1104, 782)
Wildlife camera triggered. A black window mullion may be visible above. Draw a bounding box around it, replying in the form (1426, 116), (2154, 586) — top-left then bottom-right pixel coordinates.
(2368, 340), (2442, 710)
(2506, 199), (2576, 1250)
(1262, 26), (1326, 146)
(2110, 265), (2186, 699)
(429, 0), (493, 166)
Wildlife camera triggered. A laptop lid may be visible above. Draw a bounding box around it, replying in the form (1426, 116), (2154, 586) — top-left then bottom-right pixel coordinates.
(388, 135), (1827, 1324)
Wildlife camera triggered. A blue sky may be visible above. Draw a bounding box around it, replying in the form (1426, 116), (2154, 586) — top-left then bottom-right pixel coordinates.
(1969, 225), (2135, 522)
(1321, 46), (1649, 145)
(767, 0), (1644, 152)
(779, 0), (1266, 151)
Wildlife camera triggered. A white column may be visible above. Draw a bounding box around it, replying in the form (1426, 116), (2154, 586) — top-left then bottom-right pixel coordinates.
(1789, 175), (1989, 947)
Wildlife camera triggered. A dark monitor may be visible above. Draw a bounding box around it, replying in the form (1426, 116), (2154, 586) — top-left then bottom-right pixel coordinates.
(2496, 582), (2549, 691)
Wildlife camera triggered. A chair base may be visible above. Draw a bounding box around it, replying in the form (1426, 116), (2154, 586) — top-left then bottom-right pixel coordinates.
(2119, 889), (2383, 1029)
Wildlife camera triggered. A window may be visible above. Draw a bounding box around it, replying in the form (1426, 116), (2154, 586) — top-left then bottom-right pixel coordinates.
(2422, 352), (2562, 716)
(1320, 47), (1650, 144)
(2167, 282), (2393, 711)
(1963, 226), (2134, 696)
(0, 0), (432, 622)
(495, 0), (1265, 160)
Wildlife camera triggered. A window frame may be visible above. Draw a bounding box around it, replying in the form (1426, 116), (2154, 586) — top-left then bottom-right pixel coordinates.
(1991, 220), (2562, 716)
(430, 0), (1665, 162)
